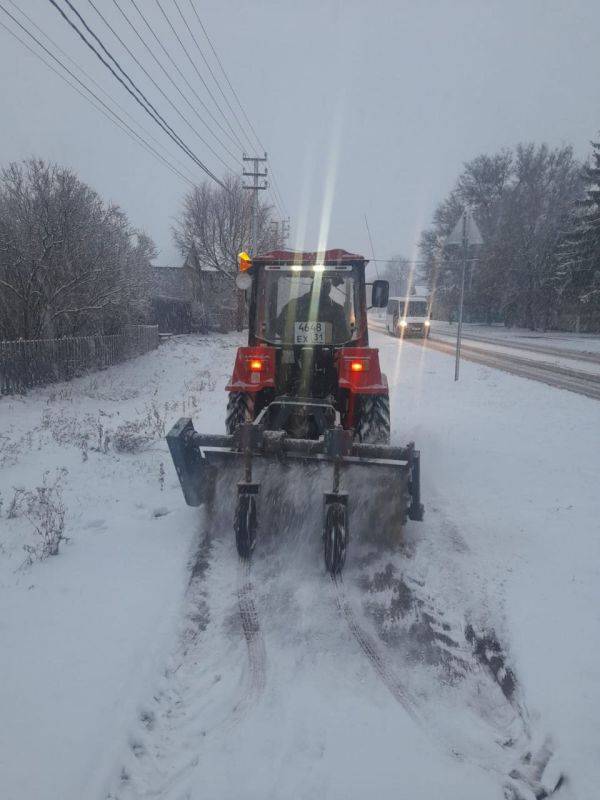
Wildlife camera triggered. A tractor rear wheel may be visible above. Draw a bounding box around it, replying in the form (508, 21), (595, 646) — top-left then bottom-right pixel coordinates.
(225, 392), (253, 434)
(324, 502), (348, 575)
(356, 395), (390, 444)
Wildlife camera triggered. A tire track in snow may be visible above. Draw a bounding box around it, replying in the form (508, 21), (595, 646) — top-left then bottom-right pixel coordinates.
(231, 558), (267, 720)
(333, 573), (568, 799)
(109, 542), (267, 800)
(331, 575), (423, 727)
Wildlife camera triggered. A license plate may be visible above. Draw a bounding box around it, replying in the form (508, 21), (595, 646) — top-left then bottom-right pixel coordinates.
(294, 321), (332, 345)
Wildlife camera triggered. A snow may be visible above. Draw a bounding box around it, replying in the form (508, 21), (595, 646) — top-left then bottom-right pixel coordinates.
(1, 331), (599, 799)
(430, 319), (600, 355)
(428, 332), (600, 376)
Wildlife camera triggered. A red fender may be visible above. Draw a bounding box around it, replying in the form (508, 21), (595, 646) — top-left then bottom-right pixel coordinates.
(336, 347), (388, 395)
(226, 346), (276, 394)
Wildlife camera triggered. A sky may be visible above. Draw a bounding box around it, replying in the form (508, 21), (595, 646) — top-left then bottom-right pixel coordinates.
(1, 0), (599, 275)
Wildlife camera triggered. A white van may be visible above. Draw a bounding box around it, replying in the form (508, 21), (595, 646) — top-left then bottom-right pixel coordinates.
(386, 296), (431, 337)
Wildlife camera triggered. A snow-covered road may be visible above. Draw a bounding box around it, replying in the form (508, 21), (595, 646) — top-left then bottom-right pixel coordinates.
(1, 332), (598, 800)
(429, 320), (600, 357)
(372, 317), (600, 399)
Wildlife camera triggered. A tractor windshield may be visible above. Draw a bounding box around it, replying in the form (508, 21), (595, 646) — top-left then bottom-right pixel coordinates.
(255, 266), (360, 346)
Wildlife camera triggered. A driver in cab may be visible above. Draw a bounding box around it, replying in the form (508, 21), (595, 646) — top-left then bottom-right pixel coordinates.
(276, 277), (350, 343)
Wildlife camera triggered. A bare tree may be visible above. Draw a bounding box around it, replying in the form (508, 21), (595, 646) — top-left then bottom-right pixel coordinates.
(172, 175), (283, 279)
(0, 159), (155, 340)
(380, 255), (412, 297)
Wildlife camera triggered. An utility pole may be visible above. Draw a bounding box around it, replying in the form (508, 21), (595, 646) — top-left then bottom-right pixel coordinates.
(455, 212), (468, 381)
(242, 153), (268, 256)
(269, 217), (290, 247)
(445, 207), (483, 381)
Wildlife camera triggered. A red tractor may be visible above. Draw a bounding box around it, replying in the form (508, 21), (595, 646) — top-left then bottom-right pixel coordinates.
(167, 249), (423, 575)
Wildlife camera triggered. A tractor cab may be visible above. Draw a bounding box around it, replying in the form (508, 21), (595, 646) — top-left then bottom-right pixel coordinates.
(230, 250), (390, 434)
(243, 249), (388, 349)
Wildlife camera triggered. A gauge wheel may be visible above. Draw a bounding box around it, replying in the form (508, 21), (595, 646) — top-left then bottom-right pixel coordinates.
(235, 493), (257, 559)
(324, 502), (348, 575)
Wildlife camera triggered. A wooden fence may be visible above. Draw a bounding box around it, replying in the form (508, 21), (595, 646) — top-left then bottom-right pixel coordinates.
(0, 325), (159, 395)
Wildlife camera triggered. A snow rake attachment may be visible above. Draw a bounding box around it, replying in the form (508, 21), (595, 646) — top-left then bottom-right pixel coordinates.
(167, 415), (423, 575)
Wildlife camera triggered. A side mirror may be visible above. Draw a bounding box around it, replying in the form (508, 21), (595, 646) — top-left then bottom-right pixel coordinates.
(371, 279), (389, 309)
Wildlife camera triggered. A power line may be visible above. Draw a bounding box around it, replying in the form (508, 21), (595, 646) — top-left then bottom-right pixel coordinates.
(268, 171), (288, 217)
(47, 0), (226, 187)
(0, 5), (195, 187)
(85, 0), (238, 170)
(188, 0), (262, 153)
(153, 0), (245, 152)
(363, 214), (380, 278)
(170, 0), (253, 153)
(6, 0), (196, 182)
(126, 0), (240, 157)
(186, 1), (288, 216)
(110, 0), (238, 170)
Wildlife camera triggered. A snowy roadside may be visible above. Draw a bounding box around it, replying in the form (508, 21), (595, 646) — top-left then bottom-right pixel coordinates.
(1, 330), (598, 800)
(0, 335), (237, 800)
(429, 320), (600, 355)
(428, 333), (600, 376)
(372, 329), (600, 799)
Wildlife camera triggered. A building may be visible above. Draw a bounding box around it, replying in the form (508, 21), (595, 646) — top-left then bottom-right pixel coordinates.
(151, 248), (240, 333)
(151, 263), (196, 333)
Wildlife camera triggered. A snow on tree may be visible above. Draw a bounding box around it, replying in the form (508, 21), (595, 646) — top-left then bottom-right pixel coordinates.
(0, 158), (156, 341)
(420, 144), (583, 329)
(172, 175), (283, 279)
(380, 255), (412, 296)
(555, 137), (600, 330)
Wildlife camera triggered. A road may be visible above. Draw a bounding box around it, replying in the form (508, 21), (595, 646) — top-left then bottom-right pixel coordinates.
(370, 319), (600, 400)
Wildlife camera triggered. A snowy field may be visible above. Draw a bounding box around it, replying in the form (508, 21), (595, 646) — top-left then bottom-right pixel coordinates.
(1, 332), (599, 800)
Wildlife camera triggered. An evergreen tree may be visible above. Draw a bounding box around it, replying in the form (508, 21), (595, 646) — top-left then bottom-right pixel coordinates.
(420, 144), (583, 329)
(556, 138), (600, 329)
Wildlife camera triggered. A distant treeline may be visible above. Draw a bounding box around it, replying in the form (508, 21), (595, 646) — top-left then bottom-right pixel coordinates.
(419, 139), (600, 331)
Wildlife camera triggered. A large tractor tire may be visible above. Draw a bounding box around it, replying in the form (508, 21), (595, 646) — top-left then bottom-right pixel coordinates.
(356, 395), (391, 445)
(225, 392), (253, 434)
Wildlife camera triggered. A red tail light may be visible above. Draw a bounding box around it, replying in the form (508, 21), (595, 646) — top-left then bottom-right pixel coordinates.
(336, 348), (386, 395)
(227, 347), (276, 393)
(349, 358), (370, 373)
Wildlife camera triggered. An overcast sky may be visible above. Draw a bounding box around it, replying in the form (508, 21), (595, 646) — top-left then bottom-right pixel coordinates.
(1, 0), (599, 273)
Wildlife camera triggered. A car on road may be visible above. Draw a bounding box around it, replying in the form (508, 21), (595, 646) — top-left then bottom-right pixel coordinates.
(386, 296), (431, 337)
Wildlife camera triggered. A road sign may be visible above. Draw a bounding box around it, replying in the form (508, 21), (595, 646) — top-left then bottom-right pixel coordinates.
(444, 208), (484, 381)
(446, 208), (483, 247)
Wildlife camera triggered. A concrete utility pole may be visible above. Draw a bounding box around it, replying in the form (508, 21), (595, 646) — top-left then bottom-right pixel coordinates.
(446, 207), (483, 381)
(270, 217), (291, 247)
(455, 213), (468, 381)
(242, 153), (268, 256)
